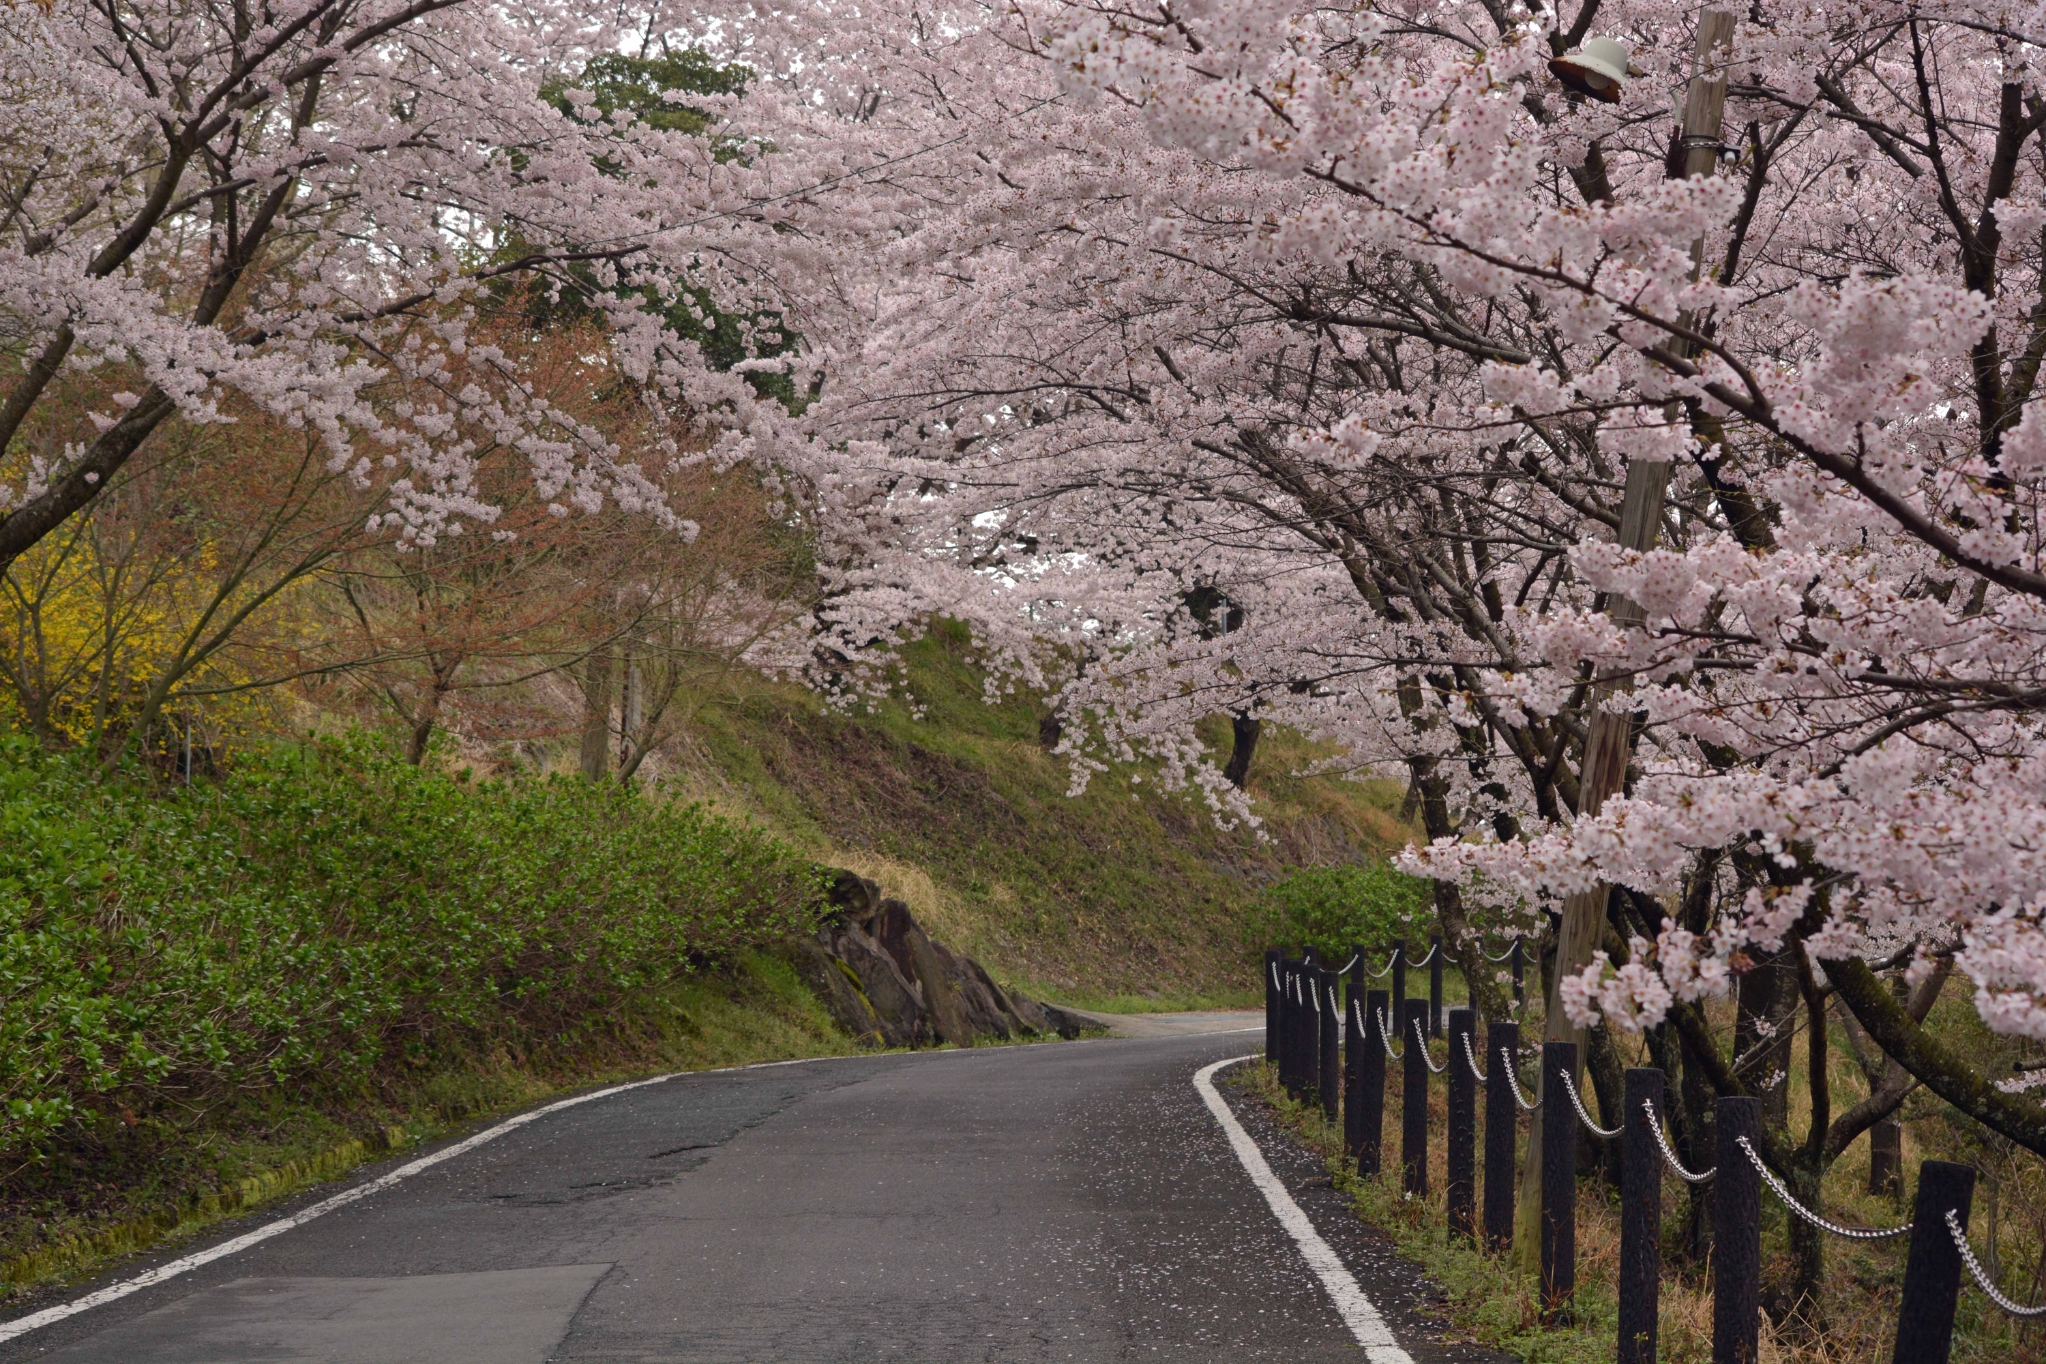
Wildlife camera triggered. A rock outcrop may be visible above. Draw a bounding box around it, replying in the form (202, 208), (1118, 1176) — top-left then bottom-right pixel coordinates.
(778, 870), (1094, 1048)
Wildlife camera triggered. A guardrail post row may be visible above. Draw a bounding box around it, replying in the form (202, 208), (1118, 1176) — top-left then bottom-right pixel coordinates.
(1891, 1160), (1975, 1364)
(1446, 1006), (1476, 1242)
(1391, 939), (1407, 1033)
(1429, 933), (1445, 1037)
(1510, 937), (1524, 1009)
(1482, 1019), (1518, 1252)
(1618, 1067), (1664, 1364)
(1359, 988), (1389, 1176)
(1318, 967), (1340, 1124)
(1539, 1040), (1579, 1323)
(1264, 947), (1281, 1064)
(1402, 998), (1430, 1197)
(1713, 1096), (1762, 1364)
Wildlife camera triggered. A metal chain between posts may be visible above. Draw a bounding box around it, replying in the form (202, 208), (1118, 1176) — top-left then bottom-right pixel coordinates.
(1308, 979), (1321, 1014)
(1269, 961), (1281, 991)
(1949, 1208), (2046, 1317)
(1640, 1097), (1715, 1182)
(1460, 1030), (1488, 1084)
(1482, 939), (1520, 962)
(1327, 982), (1341, 1014)
(1500, 1047), (1539, 1110)
(1735, 1137), (1911, 1240)
(1559, 1067), (1621, 1138)
(1368, 956), (1394, 978)
(1412, 1015), (1445, 1073)
(1412, 942), (1439, 967)
(1376, 1008), (1404, 1061)
(1336, 954), (1359, 974)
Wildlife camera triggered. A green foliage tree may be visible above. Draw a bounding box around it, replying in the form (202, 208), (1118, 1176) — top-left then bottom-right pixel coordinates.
(1257, 863), (1431, 961)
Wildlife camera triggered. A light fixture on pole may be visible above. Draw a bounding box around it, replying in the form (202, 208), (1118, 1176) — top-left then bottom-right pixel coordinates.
(1548, 37), (1632, 103)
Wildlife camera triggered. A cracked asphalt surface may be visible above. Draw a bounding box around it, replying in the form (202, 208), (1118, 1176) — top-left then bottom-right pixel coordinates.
(0, 1025), (1514, 1362)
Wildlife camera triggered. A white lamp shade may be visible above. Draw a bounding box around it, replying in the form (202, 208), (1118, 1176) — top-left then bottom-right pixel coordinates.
(1548, 37), (1631, 103)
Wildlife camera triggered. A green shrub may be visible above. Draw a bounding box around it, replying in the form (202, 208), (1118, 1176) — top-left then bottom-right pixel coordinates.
(0, 734), (825, 1162)
(1256, 861), (1433, 960)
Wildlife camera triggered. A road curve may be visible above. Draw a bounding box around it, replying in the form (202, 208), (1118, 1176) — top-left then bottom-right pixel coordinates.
(1, 1022), (1505, 1362)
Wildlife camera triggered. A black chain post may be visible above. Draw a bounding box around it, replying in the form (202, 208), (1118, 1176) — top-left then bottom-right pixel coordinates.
(1291, 961), (1312, 1100)
(1272, 959), (1286, 1089)
(1482, 1020), (1518, 1252)
(1713, 1096), (1762, 1364)
(1618, 1067), (1664, 1364)
(1280, 960), (1299, 1096)
(1304, 961), (1324, 1109)
(1344, 945), (1366, 1156)
(1510, 937), (1524, 1009)
(1429, 933), (1445, 1037)
(1539, 1040), (1578, 1324)
(1264, 947), (1281, 1064)
(1318, 968), (1340, 1124)
(1402, 998), (1430, 1197)
(1446, 1005), (1475, 1242)
(1358, 988), (1388, 1176)
(1891, 1160), (1975, 1364)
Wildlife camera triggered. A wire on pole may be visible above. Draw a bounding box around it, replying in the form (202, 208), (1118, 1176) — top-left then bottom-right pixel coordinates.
(1560, 1067), (1621, 1138)
(1734, 1137), (1911, 1240)
(1377, 1008), (1404, 1061)
(1413, 1015), (1445, 1073)
(1641, 1097), (1715, 1182)
(1501, 1046), (1540, 1110)
(1460, 1030), (1489, 1084)
(1950, 1209), (2046, 1317)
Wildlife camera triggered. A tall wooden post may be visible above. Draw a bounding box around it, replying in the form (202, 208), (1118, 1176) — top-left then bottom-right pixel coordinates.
(1402, 999), (1430, 1197)
(1358, 989), (1389, 1176)
(1713, 1096), (1762, 1364)
(1891, 1161), (1975, 1364)
(1483, 1020), (1519, 1252)
(1318, 968), (1341, 1124)
(1516, 8), (1738, 1265)
(1447, 1006), (1477, 1242)
(1344, 952), (1366, 1156)
(1618, 1068), (1665, 1364)
(1283, 961), (1303, 1097)
(1539, 1040), (1579, 1323)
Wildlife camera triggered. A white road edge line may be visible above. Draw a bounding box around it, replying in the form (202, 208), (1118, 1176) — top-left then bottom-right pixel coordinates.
(1194, 1055), (1414, 1364)
(0, 1050), (880, 1344)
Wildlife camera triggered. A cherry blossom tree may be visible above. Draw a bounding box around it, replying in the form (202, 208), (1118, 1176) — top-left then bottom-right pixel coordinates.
(0, 0), (800, 578)
(692, 0), (2046, 1311)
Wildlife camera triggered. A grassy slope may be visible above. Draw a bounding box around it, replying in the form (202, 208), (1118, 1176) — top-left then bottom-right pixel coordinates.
(1, 952), (856, 1304)
(660, 622), (1415, 1008)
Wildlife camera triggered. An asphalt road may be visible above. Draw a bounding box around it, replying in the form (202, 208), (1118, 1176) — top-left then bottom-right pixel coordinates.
(0, 1021), (1508, 1363)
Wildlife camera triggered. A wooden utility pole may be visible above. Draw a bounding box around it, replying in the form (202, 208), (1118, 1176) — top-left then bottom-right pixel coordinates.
(1512, 8), (1737, 1266)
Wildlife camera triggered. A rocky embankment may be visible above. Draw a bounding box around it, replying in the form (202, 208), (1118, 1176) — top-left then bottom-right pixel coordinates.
(779, 871), (1094, 1047)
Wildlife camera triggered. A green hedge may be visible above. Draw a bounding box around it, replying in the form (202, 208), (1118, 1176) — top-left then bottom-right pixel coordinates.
(0, 735), (824, 1160)
(1256, 862), (1433, 961)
